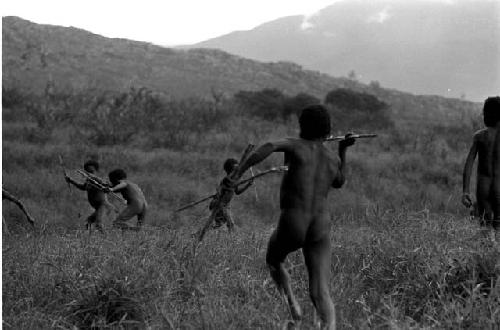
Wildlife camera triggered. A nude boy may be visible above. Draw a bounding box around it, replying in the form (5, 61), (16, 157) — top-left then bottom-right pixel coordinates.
(197, 158), (253, 241)
(462, 96), (500, 230)
(231, 105), (355, 329)
(65, 160), (114, 232)
(107, 169), (147, 231)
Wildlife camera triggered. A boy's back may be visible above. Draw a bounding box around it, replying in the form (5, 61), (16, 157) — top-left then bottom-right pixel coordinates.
(474, 128), (497, 178)
(280, 138), (341, 214)
(117, 180), (146, 206)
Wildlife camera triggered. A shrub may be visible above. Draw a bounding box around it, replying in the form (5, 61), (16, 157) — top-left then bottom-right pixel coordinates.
(2, 86), (24, 109)
(234, 88), (285, 120)
(325, 88), (393, 131)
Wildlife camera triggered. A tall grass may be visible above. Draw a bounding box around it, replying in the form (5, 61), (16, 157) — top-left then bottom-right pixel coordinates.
(3, 87), (498, 329)
(2, 214), (499, 329)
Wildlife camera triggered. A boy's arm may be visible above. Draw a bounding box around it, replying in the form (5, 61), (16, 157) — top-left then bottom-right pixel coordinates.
(236, 139), (293, 177)
(332, 135), (355, 188)
(235, 180), (253, 195)
(65, 175), (86, 190)
(109, 181), (128, 193)
(462, 138), (478, 207)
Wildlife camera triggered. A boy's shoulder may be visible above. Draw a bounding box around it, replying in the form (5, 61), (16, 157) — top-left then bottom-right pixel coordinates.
(473, 128), (489, 140)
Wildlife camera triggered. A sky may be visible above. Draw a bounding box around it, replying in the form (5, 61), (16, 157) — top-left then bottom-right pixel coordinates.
(2, 0), (339, 46)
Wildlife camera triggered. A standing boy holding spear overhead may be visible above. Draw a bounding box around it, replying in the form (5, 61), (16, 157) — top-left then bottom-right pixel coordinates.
(228, 105), (361, 330)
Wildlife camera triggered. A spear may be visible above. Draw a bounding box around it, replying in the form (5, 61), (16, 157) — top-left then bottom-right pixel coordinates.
(325, 133), (377, 142)
(76, 169), (126, 204)
(174, 194), (217, 213)
(175, 165), (288, 213)
(236, 166), (288, 186)
(250, 167), (259, 201)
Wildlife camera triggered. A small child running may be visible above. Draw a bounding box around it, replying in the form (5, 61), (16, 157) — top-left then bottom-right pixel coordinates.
(106, 169), (147, 231)
(65, 160), (115, 232)
(197, 158), (253, 241)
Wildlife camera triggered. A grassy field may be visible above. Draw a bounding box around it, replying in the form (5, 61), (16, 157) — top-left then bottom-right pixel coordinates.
(3, 212), (499, 329)
(2, 89), (499, 329)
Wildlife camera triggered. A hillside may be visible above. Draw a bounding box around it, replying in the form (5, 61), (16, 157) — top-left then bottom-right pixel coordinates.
(193, 0), (500, 101)
(2, 16), (481, 123)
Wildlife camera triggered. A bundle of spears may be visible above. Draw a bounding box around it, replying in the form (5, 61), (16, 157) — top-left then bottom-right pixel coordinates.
(75, 170), (126, 204)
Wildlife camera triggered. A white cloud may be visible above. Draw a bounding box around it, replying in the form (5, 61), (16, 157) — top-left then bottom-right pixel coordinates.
(300, 11), (321, 30)
(367, 6), (392, 24)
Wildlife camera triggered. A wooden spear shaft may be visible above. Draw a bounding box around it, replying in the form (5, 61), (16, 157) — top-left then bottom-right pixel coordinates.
(76, 170), (126, 204)
(325, 133), (377, 142)
(174, 194), (217, 213)
(237, 166), (288, 186)
(175, 166), (288, 213)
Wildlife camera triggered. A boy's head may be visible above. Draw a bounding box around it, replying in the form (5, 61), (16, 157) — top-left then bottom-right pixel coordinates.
(83, 160), (99, 173)
(483, 96), (500, 127)
(223, 158), (238, 174)
(109, 168), (127, 185)
(299, 105), (331, 140)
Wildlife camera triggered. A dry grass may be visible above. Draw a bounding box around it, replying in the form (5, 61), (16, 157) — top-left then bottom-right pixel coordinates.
(3, 213), (499, 329)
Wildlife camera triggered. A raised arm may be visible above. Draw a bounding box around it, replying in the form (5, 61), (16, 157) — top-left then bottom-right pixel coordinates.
(236, 139), (293, 177)
(462, 137), (478, 207)
(235, 181), (253, 195)
(332, 137), (355, 188)
(65, 175), (86, 190)
(109, 181), (128, 192)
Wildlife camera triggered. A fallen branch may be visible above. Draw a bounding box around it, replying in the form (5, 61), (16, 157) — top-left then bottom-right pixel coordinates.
(2, 188), (35, 227)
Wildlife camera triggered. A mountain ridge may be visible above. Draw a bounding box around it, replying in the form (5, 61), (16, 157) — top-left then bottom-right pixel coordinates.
(192, 0), (500, 101)
(2, 16), (481, 124)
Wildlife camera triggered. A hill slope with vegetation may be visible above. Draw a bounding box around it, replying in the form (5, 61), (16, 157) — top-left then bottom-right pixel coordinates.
(3, 16), (481, 124)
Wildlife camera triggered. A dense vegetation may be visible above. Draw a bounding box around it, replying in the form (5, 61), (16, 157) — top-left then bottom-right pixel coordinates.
(3, 85), (499, 329)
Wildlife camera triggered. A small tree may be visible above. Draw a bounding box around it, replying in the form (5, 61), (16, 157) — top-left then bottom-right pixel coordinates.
(234, 88), (285, 120)
(324, 88), (393, 131)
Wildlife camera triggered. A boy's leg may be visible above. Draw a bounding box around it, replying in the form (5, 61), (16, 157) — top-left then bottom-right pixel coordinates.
(266, 229), (302, 322)
(303, 236), (336, 330)
(198, 212), (217, 242)
(94, 205), (106, 233)
(137, 204), (147, 229)
(211, 208), (224, 228)
(113, 205), (135, 230)
(491, 188), (500, 230)
(476, 182), (493, 226)
(223, 207), (235, 232)
(86, 212), (96, 230)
